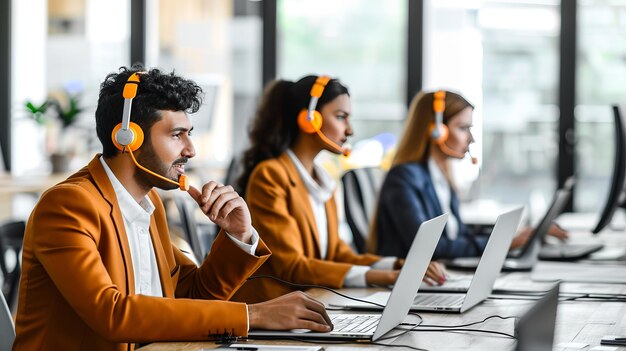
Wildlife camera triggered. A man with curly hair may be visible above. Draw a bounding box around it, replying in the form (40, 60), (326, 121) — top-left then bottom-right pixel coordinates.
(12, 66), (332, 351)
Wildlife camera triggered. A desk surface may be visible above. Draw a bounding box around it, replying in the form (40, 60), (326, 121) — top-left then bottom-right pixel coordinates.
(138, 271), (626, 351)
(0, 173), (69, 195)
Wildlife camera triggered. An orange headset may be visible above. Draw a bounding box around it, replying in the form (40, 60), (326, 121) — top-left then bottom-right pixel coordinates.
(297, 76), (351, 157)
(111, 72), (189, 191)
(429, 90), (477, 164)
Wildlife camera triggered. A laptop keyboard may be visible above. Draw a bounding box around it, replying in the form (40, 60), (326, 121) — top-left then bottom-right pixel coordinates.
(539, 243), (604, 259)
(331, 314), (380, 334)
(414, 293), (464, 306)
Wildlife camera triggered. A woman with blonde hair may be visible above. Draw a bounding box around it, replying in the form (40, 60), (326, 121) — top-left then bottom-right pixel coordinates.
(370, 90), (567, 259)
(232, 76), (446, 303)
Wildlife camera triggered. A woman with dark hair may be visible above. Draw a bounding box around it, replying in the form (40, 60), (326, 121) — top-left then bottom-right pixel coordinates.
(233, 76), (446, 303)
(371, 90), (568, 260)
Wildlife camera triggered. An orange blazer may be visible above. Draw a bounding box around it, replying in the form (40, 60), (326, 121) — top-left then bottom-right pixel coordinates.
(13, 155), (270, 351)
(233, 152), (380, 303)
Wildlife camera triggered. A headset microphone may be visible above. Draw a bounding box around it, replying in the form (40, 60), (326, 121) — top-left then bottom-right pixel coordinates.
(430, 90), (478, 164)
(112, 72), (189, 191)
(313, 127), (351, 157)
(341, 144), (352, 157)
(468, 150), (478, 165)
(297, 76), (351, 157)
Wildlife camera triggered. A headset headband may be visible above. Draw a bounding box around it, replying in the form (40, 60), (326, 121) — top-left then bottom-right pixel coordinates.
(306, 76), (331, 121)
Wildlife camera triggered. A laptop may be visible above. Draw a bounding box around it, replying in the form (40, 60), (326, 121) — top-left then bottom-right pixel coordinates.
(451, 188), (603, 272)
(247, 213), (448, 341)
(420, 207), (525, 293)
(515, 282), (559, 351)
(336, 207), (523, 313)
(537, 179), (604, 261)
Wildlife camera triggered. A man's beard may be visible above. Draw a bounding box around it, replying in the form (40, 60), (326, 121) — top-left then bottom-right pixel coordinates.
(134, 143), (183, 191)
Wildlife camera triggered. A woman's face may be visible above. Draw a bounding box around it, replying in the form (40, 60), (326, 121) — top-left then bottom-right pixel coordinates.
(318, 93), (353, 154)
(445, 106), (474, 158)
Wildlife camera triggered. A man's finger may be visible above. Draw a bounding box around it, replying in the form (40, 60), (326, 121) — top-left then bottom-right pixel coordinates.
(187, 186), (202, 205)
(201, 182), (221, 203)
(302, 295), (333, 328)
(208, 192), (239, 220)
(204, 184), (231, 212)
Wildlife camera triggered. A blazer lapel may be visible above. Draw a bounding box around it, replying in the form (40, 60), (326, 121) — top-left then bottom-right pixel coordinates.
(148, 212), (174, 297)
(87, 155), (135, 295)
(279, 153), (322, 258)
(324, 199), (338, 261)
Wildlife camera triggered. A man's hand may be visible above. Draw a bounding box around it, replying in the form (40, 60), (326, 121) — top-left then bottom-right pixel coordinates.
(248, 291), (333, 332)
(188, 182), (252, 243)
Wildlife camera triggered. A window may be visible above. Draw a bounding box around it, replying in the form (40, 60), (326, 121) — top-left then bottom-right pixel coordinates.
(277, 0), (408, 167)
(575, 0), (626, 212)
(424, 0), (560, 213)
(147, 0), (262, 174)
(12, 0), (131, 175)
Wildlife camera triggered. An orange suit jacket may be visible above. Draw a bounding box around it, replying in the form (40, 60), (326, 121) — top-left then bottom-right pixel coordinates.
(13, 155), (270, 351)
(233, 152), (380, 303)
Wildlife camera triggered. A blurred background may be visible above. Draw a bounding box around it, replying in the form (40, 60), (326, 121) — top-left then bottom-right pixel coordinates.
(2, 0), (626, 220)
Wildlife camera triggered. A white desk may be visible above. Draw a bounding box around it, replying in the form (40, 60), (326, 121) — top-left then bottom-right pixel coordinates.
(138, 271), (626, 351)
(0, 173), (69, 221)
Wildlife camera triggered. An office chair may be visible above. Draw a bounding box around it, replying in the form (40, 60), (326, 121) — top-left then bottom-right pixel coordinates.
(0, 221), (25, 314)
(341, 167), (386, 253)
(173, 196), (216, 263)
(0, 288), (15, 351)
(207, 153), (244, 241)
(224, 153), (243, 193)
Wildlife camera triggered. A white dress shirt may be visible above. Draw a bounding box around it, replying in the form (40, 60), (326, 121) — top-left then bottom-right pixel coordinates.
(286, 150), (395, 287)
(99, 157), (260, 297)
(429, 158), (459, 240)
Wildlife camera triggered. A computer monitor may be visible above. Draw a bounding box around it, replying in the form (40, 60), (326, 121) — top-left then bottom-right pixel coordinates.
(0, 142), (5, 174)
(592, 105), (626, 234)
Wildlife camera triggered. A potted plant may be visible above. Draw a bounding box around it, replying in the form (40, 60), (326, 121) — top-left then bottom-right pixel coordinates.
(25, 81), (84, 173)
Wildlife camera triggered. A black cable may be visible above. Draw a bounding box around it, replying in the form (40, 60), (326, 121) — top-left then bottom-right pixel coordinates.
(418, 314), (516, 329)
(246, 276), (517, 342)
(247, 274), (387, 308)
(403, 327), (516, 339)
(394, 315), (517, 339)
(491, 288), (551, 296)
(375, 313), (424, 341)
(242, 336), (430, 351)
(561, 293), (626, 302)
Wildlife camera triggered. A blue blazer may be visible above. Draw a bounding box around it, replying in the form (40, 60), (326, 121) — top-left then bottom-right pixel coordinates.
(375, 162), (488, 259)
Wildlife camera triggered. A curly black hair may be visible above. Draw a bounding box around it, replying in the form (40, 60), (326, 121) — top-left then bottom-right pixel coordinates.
(95, 64), (203, 157)
(236, 75), (349, 195)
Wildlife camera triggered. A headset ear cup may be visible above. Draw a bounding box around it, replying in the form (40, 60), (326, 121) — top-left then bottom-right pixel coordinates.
(127, 122), (144, 151)
(112, 123), (124, 151)
(429, 122), (449, 143)
(112, 122), (144, 151)
(298, 109), (323, 134)
(438, 124), (449, 144)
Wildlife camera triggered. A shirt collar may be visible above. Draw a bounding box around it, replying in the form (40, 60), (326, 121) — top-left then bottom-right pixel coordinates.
(428, 157), (449, 188)
(99, 156), (155, 223)
(286, 149), (335, 202)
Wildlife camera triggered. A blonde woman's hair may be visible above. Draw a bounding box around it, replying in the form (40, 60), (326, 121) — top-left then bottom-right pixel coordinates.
(366, 90), (474, 253)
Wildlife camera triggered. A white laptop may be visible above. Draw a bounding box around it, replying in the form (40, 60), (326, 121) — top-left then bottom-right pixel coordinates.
(336, 207), (523, 313)
(515, 282), (559, 351)
(420, 206), (525, 293)
(248, 213), (448, 341)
